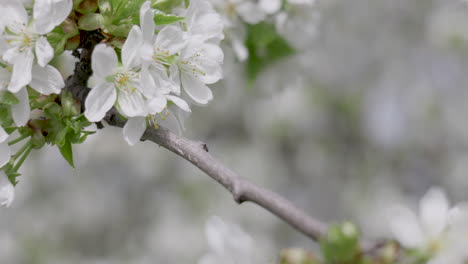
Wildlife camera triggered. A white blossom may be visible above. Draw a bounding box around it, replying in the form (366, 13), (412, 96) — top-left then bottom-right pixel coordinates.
(198, 216), (255, 264)
(173, 40), (223, 104)
(0, 171), (14, 207)
(84, 27), (147, 123)
(0, 0), (70, 125)
(389, 187), (468, 262)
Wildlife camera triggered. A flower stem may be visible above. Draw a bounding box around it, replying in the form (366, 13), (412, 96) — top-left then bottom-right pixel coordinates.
(11, 140), (32, 162)
(8, 134), (30, 146)
(12, 143), (33, 172)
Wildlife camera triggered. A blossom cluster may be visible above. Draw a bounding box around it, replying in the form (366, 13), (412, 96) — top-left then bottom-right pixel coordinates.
(0, 0), (225, 207)
(389, 187), (468, 263)
(84, 0), (224, 145)
(209, 0), (318, 60)
(0, 0), (73, 207)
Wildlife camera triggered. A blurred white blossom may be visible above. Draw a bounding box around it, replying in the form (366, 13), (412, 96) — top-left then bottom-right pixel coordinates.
(198, 216), (255, 264)
(390, 187), (468, 262)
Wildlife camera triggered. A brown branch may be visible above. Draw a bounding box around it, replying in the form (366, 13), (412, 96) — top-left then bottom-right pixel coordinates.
(65, 40), (328, 242)
(105, 110), (328, 241)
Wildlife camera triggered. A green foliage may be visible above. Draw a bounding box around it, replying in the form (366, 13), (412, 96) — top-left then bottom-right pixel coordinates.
(38, 92), (94, 168)
(47, 19), (80, 55)
(151, 0), (184, 12)
(0, 104), (14, 129)
(78, 13), (105, 31)
(0, 91), (19, 105)
(246, 22), (296, 82)
(99, 0), (146, 37)
(153, 9), (184, 25)
(320, 222), (361, 264)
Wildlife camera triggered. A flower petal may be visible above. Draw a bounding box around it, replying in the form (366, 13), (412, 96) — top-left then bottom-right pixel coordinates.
(35, 36), (54, 67)
(0, 142), (10, 168)
(389, 206), (425, 248)
(167, 95), (191, 112)
(0, 126), (7, 143)
(8, 49), (33, 93)
(181, 72), (213, 104)
(0, 0), (29, 30)
(420, 187), (449, 239)
(117, 90), (147, 117)
(259, 0), (281, 14)
(84, 82), (116, 122)
(11, 88), (30, 126)
(91, 44), (118, 80)
(0, 171), (14, 207)
(123, 116), (146, 146)
(122, 26), (143, 69)
(156, 26), (185, 55)
(237, 2), (266, 24)
(140, 1), (155, 44)
(232, 37), (248, 62)
(34, 0), (72, 34)
(147, 96), (167, 114)
(30, 65), (65, 94)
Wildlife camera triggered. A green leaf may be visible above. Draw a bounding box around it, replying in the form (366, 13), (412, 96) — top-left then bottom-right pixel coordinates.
(47, 26), (68, 56)
(0, 105), (14, 128)
(151, 0), (184, 12)
(78, 13), (104, 31)
(99, 0), (146, 37)
(246, 22), (296, 82)
(59, 140), (75, 168)
(153, 9), (184, 25)
(0, 91), (19, 105)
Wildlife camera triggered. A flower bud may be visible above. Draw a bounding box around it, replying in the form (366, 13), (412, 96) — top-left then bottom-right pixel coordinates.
(76, 0), (98, 14)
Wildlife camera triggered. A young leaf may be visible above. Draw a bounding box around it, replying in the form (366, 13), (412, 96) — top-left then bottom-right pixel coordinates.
(78, 13), (104, 31)
(153, 9), (184, 25)
(246, 22), (296, 82)
(0, 91), (19, 105)
(59, 140), (75, 168)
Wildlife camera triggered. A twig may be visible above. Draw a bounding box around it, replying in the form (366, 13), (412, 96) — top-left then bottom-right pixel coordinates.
(65, 40), (328, 242)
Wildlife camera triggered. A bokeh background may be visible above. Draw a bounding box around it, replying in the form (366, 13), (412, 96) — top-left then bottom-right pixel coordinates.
(3, 0), (468, 262)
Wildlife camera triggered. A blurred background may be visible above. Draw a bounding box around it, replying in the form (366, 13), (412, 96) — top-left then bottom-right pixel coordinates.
(3, 0), (468, 262)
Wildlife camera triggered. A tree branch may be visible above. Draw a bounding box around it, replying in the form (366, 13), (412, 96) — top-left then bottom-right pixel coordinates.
(65, 41), (328, 242)
(105, 110), (328, 241)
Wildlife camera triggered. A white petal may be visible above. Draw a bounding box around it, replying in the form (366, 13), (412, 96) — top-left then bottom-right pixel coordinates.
(169, 64), (181, 95)
(0, 126), (7, 143)
(140, 1), (155, 44)
(232, 37), (248, 61)
(11, 88), (30, 126)
(84, 82), (116, 122)
(35, 36), (54, 67)
(30, 65), (65, 94)
(123, 116), (146, 146)
(0, 142), (11, 168)
(2, 47), (21, 65)
(117, 91), (147, 117)
(155, 26), (185, 55)
(259, 0), (281, 14)
(0, 172), (14, 207)
(181, 72), (213, 104)
(420, 187), (450, 238)
(167, 95), (191, 112)
(389, 206), (425, 248)
(91, 44), (118, 80)
(34, 0), (72, 34)
(8, 49), (33, 93)
(148, 96), (167, 114)
(140, 65), (157, 97)
(122, 26), (143, 69)
(237, 2), (266, 24)
(0, 0), (29, 29)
